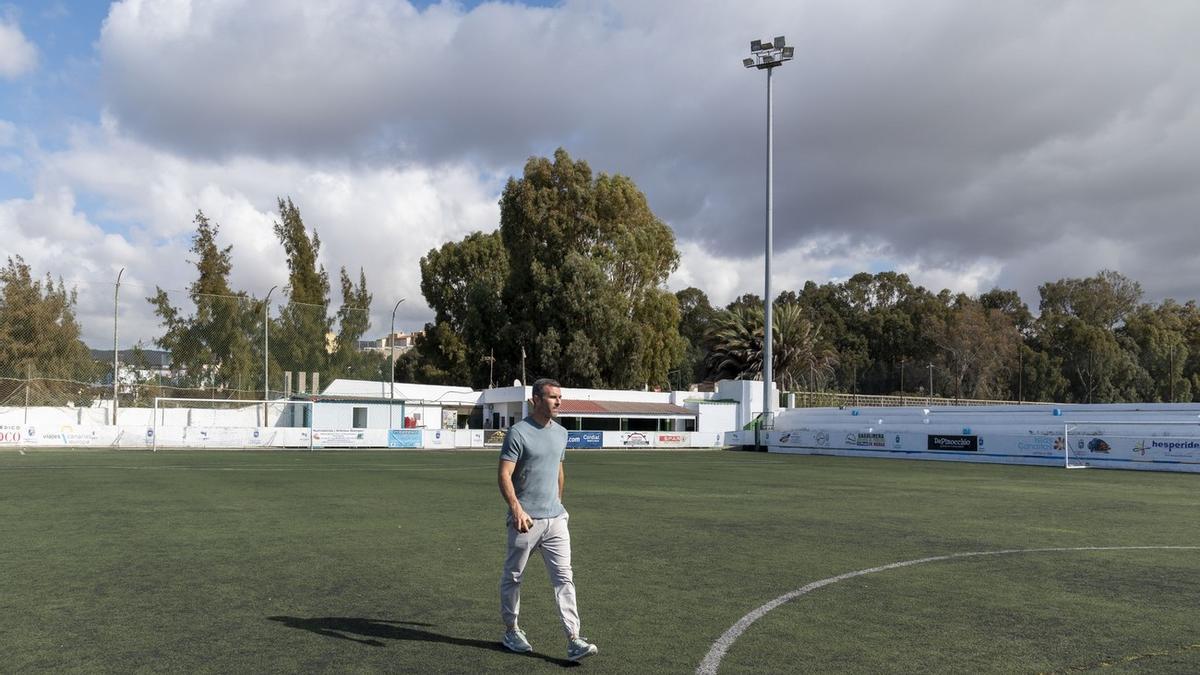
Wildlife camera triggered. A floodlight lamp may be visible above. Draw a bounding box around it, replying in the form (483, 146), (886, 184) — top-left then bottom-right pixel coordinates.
(743, 57), (755, 68)
(751, 39), (762, 51)
(774, 35), (786, 48)
(782, 46), (795, 58)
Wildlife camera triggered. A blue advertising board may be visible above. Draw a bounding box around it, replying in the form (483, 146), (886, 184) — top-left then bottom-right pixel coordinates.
(567, 431), (603, 449)
(388, 429), (423, 448)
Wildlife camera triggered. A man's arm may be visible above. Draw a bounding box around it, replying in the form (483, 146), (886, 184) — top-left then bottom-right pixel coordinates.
(498, 460), (533, 532)
(558, 462), (564, 501)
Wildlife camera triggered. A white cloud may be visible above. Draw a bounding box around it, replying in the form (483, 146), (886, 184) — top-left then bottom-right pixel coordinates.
(0, 119), (17, 146)
(7, 0), (1200, 355)
(2, 118), (500, 348)
(88, 0), (1200, 310)
(0, 17), (38, 79)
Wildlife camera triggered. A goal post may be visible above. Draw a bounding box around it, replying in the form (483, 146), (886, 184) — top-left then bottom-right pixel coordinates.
(1063, 424), (1087, 469)
(152, 397), (313, 451)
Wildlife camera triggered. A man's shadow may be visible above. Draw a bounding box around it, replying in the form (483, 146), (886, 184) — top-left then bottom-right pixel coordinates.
(267, 616), (573, 666)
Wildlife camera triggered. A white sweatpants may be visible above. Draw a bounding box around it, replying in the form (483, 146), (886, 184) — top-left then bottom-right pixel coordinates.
(499, 511), (580, 637)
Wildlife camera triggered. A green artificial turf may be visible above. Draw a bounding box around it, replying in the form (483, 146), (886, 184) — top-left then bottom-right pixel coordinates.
(0, 449), (1197, 673)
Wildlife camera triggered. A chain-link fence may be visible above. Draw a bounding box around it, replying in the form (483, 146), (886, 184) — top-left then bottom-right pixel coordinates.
(0, 266), (390, 418)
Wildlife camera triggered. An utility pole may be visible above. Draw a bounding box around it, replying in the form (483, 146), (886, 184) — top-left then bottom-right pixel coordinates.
(521, 344), (526, 385)
(264, 285), (277, 399)
(927, 363), (934, 404)
(113, 268), (124, 424)
(481, 348), (496, 389)
(1018, 346), (1024, 403)
(1170, 344), (1176, 402)
(389, 298), (405, 429)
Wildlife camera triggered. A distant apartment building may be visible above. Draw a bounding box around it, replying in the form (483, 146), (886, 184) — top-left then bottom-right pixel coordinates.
(90, 348), (176, 385)
(357, 330), (422, 355)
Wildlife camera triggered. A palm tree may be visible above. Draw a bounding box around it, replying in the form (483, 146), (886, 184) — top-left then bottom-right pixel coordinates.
(704, 303), (837, 389)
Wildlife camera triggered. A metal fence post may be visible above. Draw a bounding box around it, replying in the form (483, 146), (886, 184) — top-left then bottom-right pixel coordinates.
(113, 268), (124, 425)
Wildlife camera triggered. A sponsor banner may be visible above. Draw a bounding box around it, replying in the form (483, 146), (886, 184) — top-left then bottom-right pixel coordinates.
(454, 429), (485, 448)
(620, 431), (651, 447)
(388, 429), (423, 448)
(0, 425), (24, 445)
(654, 433), (688, 448)
(775, 431), (810, 446)
(182, 426), (255, 447)
(1139, 438), (1200, 457)
(280, 428), (311, 447)
(927, 434), (979, 451)
(423, 429), (454, 448)
(62, 428), (101, 445)
(313, 429), (368, 447)
(485, 429), (507, 446)
(845, 432), (887, 448)
(1076, 437), (1112, 454)
(568, 431), (603, 449)
(1016, 434), (1063, 457)
(725, 430), (753, 446)
(243, 428), (269, 447)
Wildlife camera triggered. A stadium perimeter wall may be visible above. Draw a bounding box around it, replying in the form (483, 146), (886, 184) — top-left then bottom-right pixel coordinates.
(0, 421), (725, 450)
(752, 403), (1200, 473)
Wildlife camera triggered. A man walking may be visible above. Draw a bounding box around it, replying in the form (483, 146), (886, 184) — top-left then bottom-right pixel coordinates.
(498, 378), (598, 662)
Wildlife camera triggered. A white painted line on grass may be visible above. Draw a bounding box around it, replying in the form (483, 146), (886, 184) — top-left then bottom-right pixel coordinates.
(696, 545), (1200, 675)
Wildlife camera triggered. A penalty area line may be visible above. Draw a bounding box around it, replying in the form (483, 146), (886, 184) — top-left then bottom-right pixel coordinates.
(696, 545), (1200, 675)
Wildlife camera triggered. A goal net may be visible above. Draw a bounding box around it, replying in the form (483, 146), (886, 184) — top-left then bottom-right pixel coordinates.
(152, 397), (313, 450)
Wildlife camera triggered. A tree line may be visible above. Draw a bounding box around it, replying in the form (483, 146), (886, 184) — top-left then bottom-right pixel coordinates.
(679, 268), (1198, 404)
(404, 149), (1199, 404)
(3, 148), (1199, 405)
(0, 197), (382, 401)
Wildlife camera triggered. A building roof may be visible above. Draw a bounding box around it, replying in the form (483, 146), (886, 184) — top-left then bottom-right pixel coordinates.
(558, 399), (694, 417)
(321, 379), (479, 404)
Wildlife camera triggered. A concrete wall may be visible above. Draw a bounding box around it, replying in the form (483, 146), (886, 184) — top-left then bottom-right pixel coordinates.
(765, 403), (1200, 473)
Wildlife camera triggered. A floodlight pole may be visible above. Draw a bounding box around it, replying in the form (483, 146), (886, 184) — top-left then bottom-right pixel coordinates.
(745, 36), (793, 427)
(264, 285), (277, 399)
(764, 64), (775, 425)
(389, 298), (405, 429)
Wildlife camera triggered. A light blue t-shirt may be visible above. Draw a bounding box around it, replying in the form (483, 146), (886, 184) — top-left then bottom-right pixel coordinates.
(500, 416), (568, 519)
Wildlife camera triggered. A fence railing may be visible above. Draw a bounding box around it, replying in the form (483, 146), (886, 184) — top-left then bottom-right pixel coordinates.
(1, 270), (389, 409)
(786, 391), (1046, 409)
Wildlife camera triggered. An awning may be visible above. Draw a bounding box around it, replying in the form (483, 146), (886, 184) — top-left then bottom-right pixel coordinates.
(557, 399), (694, 417)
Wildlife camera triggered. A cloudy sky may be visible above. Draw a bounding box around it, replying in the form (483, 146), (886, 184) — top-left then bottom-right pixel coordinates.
(2, 0), (1198, 349)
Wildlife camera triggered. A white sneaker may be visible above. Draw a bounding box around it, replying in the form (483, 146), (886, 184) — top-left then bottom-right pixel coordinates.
(502, 627), (533, 653)
(567, 636), (598, 661)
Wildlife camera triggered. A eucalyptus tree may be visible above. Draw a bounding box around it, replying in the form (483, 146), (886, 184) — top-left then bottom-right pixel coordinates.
(498, 148), (684, 389)
(418, 231), (509, 388)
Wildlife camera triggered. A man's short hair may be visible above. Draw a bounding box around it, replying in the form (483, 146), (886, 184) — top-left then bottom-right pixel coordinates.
(531, 378), (561, 399)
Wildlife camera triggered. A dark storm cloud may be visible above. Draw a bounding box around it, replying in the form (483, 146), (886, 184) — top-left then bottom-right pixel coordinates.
(97, 0), (1200, 302)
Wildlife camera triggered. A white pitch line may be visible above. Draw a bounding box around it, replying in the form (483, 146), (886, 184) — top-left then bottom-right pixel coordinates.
(696, 545), (1200, 675)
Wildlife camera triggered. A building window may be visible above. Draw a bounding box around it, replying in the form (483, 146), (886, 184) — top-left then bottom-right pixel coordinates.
(353, 407), (368, 428)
